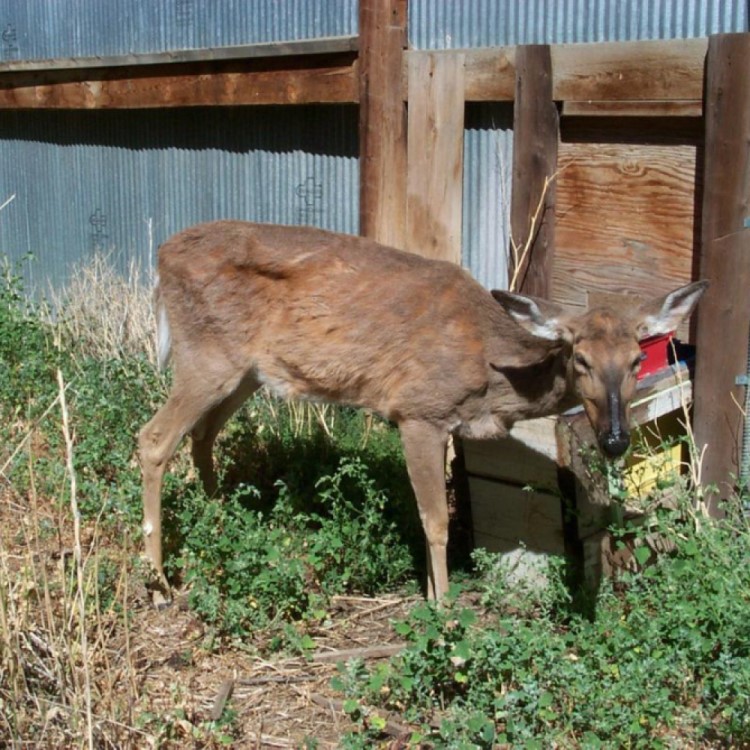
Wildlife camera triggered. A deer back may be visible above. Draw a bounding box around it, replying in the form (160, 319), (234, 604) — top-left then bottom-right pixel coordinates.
(157, 221), (553, 431)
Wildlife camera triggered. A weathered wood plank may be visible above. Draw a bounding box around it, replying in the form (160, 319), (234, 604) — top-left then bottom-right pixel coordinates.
(510, 45), (558, 296)
(407, 38), (706, 104)
(693, 233), (750, 499)
(551, 37), (707, 102)
(358, 0), (407, 249)
(463, 418), (559, 492)
(469, 477), (565, 555)
(406, 52), (465, 263)
(694, 34), (750, 507)
(553, 142), (697, 312)
(0, 55), (358, 108)
(0, 35), (360, 73)
(563, 100), (703, 118)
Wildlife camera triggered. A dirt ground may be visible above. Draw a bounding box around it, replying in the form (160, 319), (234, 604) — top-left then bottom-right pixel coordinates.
(135, 587), (420, 748)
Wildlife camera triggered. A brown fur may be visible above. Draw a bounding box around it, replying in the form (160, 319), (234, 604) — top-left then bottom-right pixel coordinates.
(139, 220), (707, 602)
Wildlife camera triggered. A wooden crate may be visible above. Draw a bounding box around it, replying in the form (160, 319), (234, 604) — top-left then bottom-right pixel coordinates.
(463, 368), (692, 586)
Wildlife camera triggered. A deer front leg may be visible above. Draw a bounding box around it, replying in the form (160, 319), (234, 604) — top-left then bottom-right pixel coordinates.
(139, 386), (221, 607)
(399, 420), (450, 600)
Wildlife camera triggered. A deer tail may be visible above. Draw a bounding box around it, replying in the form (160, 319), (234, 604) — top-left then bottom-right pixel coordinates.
(154, 273), (172, 370)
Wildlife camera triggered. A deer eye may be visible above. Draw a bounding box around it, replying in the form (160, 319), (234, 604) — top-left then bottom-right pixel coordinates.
(574, 352), (591, 371)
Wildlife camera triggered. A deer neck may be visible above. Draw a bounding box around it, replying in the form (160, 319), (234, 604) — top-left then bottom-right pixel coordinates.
(490, 345), (578, 424)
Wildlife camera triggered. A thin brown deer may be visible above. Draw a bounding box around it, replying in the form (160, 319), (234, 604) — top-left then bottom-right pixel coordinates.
(139, 220), (707, 603)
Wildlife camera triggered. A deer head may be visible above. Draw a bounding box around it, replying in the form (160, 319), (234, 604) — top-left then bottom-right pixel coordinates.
(492, 281), (708, 457)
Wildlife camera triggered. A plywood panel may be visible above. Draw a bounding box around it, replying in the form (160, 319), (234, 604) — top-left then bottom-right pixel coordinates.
(554, 141), (697, 311)
(469, 477), (565, 555)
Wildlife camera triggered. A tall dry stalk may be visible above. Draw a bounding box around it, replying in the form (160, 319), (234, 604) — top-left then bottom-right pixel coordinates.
(57, 369), (94, 749)
(508, 170), (561, 293)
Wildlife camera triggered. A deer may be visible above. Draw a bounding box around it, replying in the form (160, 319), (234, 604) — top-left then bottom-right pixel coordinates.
(138, 220), (707, 604)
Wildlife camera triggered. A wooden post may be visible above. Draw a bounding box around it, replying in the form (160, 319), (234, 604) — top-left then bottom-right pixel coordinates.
(510, 45), (559, 297)
(358, 0), (408, 249)
(406, 51), (466, 263)
(693, 33), (750, 508)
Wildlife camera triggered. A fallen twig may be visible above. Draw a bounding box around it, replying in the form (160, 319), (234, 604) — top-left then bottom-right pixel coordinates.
(312, 643), (405, 663)
(209, 678), (235, 721)
(237, 674), (317, 687)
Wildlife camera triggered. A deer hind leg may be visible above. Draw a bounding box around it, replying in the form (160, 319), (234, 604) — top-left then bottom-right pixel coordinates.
(190, 374), (260, 496)
(139, 375), (244, 604)
(399, 420), (449, 600)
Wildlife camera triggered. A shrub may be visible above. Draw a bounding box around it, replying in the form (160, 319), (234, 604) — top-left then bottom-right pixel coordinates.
(338, 501), (750, 748)
(176, 458), (414, 641)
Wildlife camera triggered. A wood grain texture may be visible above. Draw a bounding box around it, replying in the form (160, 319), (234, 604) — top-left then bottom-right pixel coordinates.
(358, 0), (407, 249)
(0, 55), (358, 108)
(469, 477), (565, 555)
(406, 51), (465, 263)
(510, 45), (558, 297)
(415, 38), (705, 104)
(563, 100), (702, 118)
(693, 34), (750, 504)
(551, 37), (707, 102)
(554, 141), (698, 312)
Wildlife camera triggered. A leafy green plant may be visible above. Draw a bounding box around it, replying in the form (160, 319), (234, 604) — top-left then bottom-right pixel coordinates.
(338, 499), (750, 748)
(175, 459), (415, 641)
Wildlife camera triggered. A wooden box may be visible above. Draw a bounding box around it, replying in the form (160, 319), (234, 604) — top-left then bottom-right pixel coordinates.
(463, 367), (692, 586)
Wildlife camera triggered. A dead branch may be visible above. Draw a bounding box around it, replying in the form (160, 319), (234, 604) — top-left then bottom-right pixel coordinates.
(209, 678), (235, 722)
(311, 643), (405, 663)
(508, 168), (563, 292)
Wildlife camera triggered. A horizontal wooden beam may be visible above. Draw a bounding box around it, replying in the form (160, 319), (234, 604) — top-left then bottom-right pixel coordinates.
(0, 36), (707, 110)
(406, 37), (707, 104)
(551, 37), (707, 102)
(0, 54), (358, 108)
(562, 100), (703, 117)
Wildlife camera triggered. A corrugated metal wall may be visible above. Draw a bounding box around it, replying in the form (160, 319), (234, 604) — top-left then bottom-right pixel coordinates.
(0, 2), (748, 293)
(463, 104), (513, 290)
(409, 0), (747, 49)
(0, 106), (358, 289)
(0, 0), (357, 61)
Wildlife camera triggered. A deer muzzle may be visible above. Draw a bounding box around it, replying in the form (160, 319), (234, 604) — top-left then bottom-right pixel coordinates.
(598, 390), (631, 458)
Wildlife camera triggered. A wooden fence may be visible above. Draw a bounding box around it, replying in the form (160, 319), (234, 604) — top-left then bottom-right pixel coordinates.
(0, 0), (748, 511)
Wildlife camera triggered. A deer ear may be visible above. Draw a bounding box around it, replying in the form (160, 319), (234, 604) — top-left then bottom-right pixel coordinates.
(635, 280), (709, 339)
(491, 289), (573, 343)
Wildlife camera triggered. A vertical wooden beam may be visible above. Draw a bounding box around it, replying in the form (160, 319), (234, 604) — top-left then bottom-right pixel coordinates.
(358, 0), (408, 249)
(693, 33), (750, 508)
(510, 45), (559, 296)
(406, 51), (466, 263)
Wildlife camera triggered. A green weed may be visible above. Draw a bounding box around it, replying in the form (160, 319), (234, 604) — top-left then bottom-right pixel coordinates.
(337, 499), (750, 748)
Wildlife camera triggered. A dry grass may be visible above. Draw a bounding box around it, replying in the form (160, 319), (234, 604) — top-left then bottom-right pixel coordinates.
(0, 253), (393, 746)
(0, 435), (145, 747)
(48, 253), (158, 366)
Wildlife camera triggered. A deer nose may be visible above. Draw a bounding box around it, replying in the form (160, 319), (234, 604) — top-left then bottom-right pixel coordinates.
(599, 431), (630, 458)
